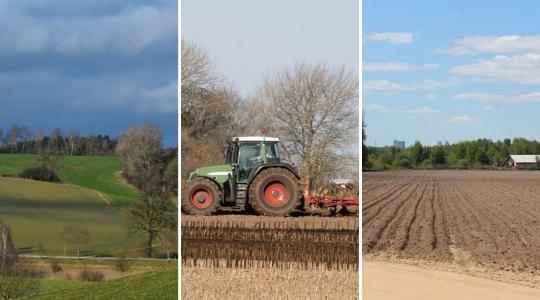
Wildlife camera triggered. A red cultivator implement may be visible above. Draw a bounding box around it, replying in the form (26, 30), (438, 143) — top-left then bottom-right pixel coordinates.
(301, 177), (359, 213)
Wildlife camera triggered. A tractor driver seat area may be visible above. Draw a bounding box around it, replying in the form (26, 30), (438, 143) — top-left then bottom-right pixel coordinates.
(238, 143), (261, 181)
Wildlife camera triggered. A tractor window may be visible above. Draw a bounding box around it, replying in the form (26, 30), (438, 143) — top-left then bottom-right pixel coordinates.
(238, 143), (261, 180)
(265, 143), (279, 159)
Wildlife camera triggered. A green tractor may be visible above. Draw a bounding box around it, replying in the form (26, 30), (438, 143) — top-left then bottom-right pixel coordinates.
(182, 136), (301, 216)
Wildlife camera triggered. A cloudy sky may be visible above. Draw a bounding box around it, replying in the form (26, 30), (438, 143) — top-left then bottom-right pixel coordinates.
(182, 0), (358, 97)
(0, 0), (177, 146)
(364, 0), (540, 147)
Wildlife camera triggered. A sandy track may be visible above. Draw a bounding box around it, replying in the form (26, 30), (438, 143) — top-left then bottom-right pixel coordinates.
(364, 261), (540, 300)
(363, 170), (540, 275)
(183, 266), (358, 300)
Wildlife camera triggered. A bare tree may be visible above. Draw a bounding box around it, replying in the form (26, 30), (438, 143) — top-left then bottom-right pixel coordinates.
(0, 221), (39, 300)
(163, 155), (178, 195)
(65, 131), (81, 156)
(7, 125), (19, 150)
(127, 194), (175, 258)
(0, 129), (4, 148)
(34, 128), (45, 141)
(61, 224), (90, 258)
(48, 128), (64, 153)
(116, 123), (163, 192)
(39, 148), (63, 173)
(18, 127), (32, 153)
(0, 221), (16, 276)
(34, 128), (45, 152)
(158, 213), (177, 260)
(181, 41), (245, 176)
(181, 41), (241, 138)
(181, 40), (219, 100)
(254, 63), (358, 186)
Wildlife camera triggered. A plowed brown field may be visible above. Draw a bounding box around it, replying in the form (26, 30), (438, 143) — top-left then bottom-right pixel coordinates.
(363, 170), (540, 274)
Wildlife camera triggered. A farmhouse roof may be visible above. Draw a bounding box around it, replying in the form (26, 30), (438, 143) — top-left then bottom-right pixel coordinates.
(507, 155), (540, 163)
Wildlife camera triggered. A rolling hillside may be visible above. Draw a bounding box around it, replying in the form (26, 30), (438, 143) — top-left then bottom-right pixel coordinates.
(25, 269), (178, 300)
(0, 154), (137, 205)
(0, 177), (134, 255)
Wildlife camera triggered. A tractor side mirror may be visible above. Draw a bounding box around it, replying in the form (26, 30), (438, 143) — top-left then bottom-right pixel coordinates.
(223, 144), (229, 162)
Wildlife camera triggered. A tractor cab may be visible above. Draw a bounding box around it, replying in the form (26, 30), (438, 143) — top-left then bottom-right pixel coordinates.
(224, 137), (281, 182)
(184, 136), (300, 216)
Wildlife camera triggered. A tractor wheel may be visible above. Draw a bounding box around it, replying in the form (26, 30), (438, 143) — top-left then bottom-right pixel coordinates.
(182, 178), (220, 215)
(248, 168), (300, 216)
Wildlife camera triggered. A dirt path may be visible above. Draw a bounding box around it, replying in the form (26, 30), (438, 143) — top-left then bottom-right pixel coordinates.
(363, 261), (540, 300)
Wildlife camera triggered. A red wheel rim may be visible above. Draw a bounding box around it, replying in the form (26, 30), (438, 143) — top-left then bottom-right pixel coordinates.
(263, 182), (290, 207)
(191, 189), (213, 209)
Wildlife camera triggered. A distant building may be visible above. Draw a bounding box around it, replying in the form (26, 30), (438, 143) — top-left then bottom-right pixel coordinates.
(330, 178), (354, 188)
(393, 140), (405, 149)
(504, 155), (540, 167)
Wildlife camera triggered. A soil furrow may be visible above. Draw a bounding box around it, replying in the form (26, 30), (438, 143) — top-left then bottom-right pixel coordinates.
(363, 170), (540, 274)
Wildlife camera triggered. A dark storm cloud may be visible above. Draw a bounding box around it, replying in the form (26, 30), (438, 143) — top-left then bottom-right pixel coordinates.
(0, 0), (177, 146)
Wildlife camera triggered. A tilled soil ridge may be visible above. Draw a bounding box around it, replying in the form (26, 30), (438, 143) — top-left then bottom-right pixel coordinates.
(363, 170), (540, 276)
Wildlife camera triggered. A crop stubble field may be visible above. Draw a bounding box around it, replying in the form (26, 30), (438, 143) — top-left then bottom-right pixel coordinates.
(363, 170), (540, 279)
(181, 215), (359, 299)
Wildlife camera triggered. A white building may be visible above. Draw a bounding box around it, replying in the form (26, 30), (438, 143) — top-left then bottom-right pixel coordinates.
(504, 155), (540, 167)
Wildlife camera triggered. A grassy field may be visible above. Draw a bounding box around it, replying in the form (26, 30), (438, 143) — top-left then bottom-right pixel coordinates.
(25, 269), (178, 300)
(38, 279), (89, 292)
(0, 154), (137, 205)
(0, 177), (134, 255)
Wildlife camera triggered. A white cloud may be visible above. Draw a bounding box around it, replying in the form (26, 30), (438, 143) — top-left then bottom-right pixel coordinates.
(365, 104), (438, 116)
(404, 106), (438, 115)
(426, 94), (438, 100)
(451, 54), (540, 85)
(449, 115), (475, 123)
(439, 35), (540, 55)
(365, 32), (413, 44)
(454, 92), (540, 103)
(365, 104), (392, 112)
(413, 80), (450, 90)
(363, 80), (406, 92)
(484, 105), (494, 111)
(363, 62), (439, 72)
(363, 79), (450, 93)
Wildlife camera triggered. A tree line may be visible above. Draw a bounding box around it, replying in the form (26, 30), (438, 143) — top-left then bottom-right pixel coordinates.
(365, 137), (540, 170)
(181, 41), (359, 186)
(0, 124), (116, 156)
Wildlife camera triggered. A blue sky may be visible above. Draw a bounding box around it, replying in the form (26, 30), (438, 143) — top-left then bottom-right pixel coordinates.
(364, 0), (540, 147)
(0, 0), (177, 147)
(182, 0), (358, 97)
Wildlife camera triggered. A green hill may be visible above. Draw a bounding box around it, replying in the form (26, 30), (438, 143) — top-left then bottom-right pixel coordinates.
(0, 177), (134, 255)
(25, 269), (178, 300)
(0, 154), (137, 205)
